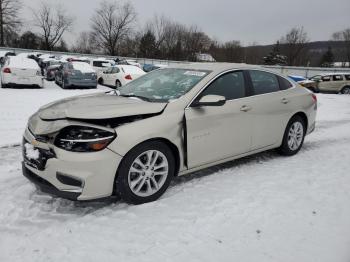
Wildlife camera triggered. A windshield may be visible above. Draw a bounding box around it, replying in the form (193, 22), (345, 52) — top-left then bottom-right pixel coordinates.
(118, 68), (210, 102)
(310, 75), (321, 81)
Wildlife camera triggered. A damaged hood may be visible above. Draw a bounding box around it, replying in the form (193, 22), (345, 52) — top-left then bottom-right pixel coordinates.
(38, 92), (167, 120)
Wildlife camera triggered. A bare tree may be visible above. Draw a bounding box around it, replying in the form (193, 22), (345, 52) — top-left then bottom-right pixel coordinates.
(91, 0), (136, 56)
(333, 28), (350, 67)
(280, 27), (309, 66)
(32, 2), (74, 50)
(72, 31), (93, 54)
(0, 0), (22, 46)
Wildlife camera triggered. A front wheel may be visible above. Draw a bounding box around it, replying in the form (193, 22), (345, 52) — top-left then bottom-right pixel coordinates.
(116, 141), (175, 204)
(278, 115), (306, 156)
(341, 86), (350, 94)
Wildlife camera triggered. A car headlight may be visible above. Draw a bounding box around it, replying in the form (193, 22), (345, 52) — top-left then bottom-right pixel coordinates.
(54, 126), (116, 152)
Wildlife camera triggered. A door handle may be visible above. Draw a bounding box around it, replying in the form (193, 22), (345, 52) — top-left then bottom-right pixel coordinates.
(240, 105), (252, 112)
(281, 98), (290, 104)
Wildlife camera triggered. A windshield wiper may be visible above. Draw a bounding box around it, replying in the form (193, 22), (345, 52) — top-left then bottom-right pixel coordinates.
(119, 94), (153, 102)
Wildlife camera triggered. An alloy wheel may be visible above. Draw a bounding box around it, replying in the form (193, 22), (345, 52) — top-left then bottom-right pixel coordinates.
(287, 122), (304, 151)
(128, 150), (169, 197)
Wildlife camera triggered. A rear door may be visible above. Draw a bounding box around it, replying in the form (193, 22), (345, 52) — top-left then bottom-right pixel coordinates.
(185, 71), (253, 168)
(109, 67), (121, 86)
(246, 70), (294, 150)
(329, 75), (345, 92)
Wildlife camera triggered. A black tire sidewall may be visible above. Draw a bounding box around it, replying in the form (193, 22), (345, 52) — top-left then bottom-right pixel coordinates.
(116, 141), (175, 204)
(341, 86), (350, 94)
(116, 80), (121, 88)
(279, 115), (306, 156)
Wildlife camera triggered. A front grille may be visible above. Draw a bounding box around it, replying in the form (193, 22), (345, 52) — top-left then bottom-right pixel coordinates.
(22, 138), (56, 171)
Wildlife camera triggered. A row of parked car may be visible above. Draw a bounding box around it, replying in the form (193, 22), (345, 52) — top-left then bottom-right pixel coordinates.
(289, 73), (350, 94)
(0, 50), (167, 89)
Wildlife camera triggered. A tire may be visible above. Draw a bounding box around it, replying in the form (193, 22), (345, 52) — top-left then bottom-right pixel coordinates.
(116, 141), (175, 205)
(341, 86), (350, 94)
(116, 80), (122, 89)
(278, 115), (306, 156)
(98, 78), (104, 85)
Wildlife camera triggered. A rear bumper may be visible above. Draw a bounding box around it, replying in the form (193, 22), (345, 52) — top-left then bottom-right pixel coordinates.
(2, 74), (42, 87)
(66, 78), (97, 87)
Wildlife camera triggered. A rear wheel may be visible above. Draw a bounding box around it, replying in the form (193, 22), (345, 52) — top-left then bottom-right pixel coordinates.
(98, 78), (104, 85)
(278, 115), (306, 156)
(116, 141), (175, 204)
(116, 80), (122, 89)
(341, 86), (350, 94)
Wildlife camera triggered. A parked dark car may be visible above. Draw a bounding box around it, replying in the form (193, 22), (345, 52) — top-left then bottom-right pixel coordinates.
(46, 64), (62, 81)
(41, 59), (61, 76)
(55, 62), (97, 89)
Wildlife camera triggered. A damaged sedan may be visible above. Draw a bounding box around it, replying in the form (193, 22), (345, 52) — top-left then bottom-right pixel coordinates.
(22, 63), (317, 204)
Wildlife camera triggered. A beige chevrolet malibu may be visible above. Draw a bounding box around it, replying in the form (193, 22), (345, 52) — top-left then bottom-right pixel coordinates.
(22, 63), (317, 204)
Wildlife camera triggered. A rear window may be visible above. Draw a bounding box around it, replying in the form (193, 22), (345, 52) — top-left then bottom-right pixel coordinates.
(278, 76), (293, 90)
(121, 66), (144, 74)
(93, 61), (111, 67)
(249, 70), (280, 95)
(333, 75), (343, 81)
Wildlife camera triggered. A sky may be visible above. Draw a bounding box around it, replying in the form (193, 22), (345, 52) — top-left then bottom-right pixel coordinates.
(21, 0), (350, 47)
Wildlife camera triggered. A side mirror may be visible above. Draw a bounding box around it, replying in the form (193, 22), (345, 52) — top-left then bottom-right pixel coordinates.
(192, 95), (226, 107)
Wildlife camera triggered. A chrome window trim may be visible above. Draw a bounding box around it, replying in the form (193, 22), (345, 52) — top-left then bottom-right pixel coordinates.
(185, 68), (296, 109)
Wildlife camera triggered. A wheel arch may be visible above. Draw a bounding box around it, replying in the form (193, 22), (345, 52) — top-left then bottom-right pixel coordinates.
(290, 111), (308, 130)
(340, 85), (350, 93)
(112, 137), (181, 197)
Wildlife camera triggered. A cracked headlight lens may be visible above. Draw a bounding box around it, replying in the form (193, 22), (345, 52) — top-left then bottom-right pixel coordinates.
(55, 126), (116, 152)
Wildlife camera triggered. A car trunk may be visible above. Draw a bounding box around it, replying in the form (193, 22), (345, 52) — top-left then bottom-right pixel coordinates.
(11, 67), (38, 77)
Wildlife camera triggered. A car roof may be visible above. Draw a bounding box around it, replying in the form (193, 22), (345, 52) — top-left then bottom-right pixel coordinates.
(169, 62), (261, 73)
(8, 57), (39, 69)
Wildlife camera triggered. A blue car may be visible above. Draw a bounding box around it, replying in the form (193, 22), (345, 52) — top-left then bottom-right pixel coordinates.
(288, 75), (306, 82)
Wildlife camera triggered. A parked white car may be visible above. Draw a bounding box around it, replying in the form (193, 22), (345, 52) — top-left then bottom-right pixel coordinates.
(98, 65), (146, 88)
(1, 57), (42, 88)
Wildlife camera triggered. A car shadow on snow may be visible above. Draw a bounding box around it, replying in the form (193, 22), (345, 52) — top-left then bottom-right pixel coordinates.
(28, 149), (282, 216)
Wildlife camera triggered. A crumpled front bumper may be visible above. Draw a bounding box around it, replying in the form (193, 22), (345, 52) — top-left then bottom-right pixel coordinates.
(22, 127), (123, 201)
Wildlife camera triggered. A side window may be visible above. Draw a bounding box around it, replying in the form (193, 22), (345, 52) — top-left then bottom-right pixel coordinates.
(321, 76), (331, 82)
(112, 67), (120, 74)
(278, 76), (293, 90)
(345, 75), (350, 81)
(333, 75), (343, 81)
(249, 70), (280, 95)
(199, 71), (246, 100)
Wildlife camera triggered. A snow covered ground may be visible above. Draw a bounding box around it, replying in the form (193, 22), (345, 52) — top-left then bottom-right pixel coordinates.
(0, 85), (350, 261)
(0, 81), (111, 147)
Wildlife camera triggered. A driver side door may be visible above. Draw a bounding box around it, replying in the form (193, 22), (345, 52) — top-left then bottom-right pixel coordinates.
(185, 71), (253, 169)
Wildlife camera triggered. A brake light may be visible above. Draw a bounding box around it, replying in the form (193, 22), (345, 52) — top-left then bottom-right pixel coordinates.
(3, 68), (11, 74)
(125, 74), (132, 80)
(311, 94), (317, 103)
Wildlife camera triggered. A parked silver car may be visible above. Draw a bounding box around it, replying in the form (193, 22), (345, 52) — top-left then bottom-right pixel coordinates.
(22, 63), (317, 204)
(55, 62), (97, 89)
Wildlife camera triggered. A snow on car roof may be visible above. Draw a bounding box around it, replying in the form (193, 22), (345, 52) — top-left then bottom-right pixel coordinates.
(0, 50), (14, 57)
(8, 57), (39, 69)
(117, 65), (145, 73)
(71, 62), (95, 73)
